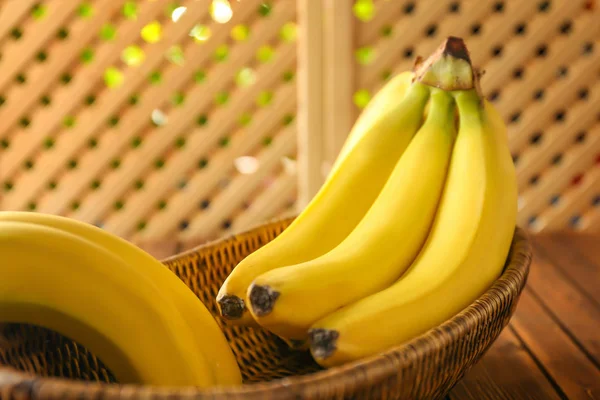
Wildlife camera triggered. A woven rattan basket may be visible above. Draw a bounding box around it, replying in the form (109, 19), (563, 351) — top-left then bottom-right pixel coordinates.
(0, 217), (531, 400)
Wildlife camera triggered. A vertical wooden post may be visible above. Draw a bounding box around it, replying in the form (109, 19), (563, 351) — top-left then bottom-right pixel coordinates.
(297, 0), (325, 209)
(323, 0), (354, 170)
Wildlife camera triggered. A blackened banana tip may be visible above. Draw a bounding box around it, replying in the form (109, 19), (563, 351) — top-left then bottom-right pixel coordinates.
(248, 284), (280, 317)
(218, 294), (245, 319)
(309, 328), (340, 360)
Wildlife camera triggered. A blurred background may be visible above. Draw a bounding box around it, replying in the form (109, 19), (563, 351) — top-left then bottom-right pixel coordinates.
(0, 0), (598, 249)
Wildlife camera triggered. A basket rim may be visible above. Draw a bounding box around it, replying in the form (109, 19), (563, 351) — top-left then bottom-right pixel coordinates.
(0, 220), (532, 399)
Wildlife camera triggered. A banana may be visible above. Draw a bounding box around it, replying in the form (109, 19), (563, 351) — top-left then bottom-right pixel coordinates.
(0, 211), (241, 386)
(217, 73), (430, 324)
(308, 76), (517, 366)
(247, 88), (457, 340)
(0, 220), (213, 387)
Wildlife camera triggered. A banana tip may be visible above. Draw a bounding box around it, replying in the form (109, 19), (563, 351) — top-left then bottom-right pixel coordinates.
(217, 294), (246, 320)
(248, 284), (280, 317)
(308, 328), (339, 360)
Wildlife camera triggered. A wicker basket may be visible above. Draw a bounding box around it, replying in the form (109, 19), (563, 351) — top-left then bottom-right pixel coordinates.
(0, 217), (531, 400)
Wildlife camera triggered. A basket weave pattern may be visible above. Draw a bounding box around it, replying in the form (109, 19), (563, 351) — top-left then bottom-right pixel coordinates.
(0, 218), (530, 399)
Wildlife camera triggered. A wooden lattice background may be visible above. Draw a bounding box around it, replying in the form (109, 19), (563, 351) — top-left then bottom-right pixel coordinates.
(0, 0), (598, 245)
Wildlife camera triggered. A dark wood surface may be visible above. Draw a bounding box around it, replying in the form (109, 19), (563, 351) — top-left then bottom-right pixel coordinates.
(139, 232), (600, 400)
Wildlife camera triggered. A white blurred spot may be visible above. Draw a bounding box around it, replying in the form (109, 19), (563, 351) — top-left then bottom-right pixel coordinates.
(211, 0), (233, 23)
(171, 6), (187, 22)
(517, 195), (524, 211)
(151, 109), (168, 126)
(234, 156), (259, 174)
(281, 156), (297, 175)
(190, 24), (211, 42)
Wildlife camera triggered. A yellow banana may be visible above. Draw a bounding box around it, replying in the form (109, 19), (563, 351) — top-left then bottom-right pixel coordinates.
(0, 211), (241, 386)
(0, 220), (213, 387)
(308, 86), (517, 367)
(246, 88), (456, 340)
(217, 73), (430, 324)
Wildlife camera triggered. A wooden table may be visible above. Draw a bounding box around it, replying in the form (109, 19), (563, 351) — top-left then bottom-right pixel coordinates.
(140, 233), (600, 400)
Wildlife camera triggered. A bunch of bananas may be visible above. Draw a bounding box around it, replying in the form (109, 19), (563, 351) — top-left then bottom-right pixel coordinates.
(217, 37), (518, 367)
(0, 212), (241, 387)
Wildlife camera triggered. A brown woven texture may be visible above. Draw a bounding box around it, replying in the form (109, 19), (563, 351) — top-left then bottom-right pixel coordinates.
(0, 217), (531, 400)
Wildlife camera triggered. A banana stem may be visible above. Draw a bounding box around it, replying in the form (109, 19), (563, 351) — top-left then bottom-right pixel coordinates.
(414, 36), (483, 97)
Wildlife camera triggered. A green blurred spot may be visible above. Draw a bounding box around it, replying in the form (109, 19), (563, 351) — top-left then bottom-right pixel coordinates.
(20, 117), (30, 128)
(239, 113), (252, 126)
(262, 136), (272, 146)
(57, 28), (69, 39)
(135, 180), (144, 190)
(3, 181), (13, 192)
(111, 159), (121, 169)
(155, 159), (165, 169)
(78, 2), (94, 18)
(67, 159), (78, 169)
(141, 21), (162, 43)
(283, 114), (295, 125)
(1, 139), (10, 149)
(85, 94), (96, 105)
(129, 94), (139, 105)
(43, 138), (54, 149)
(108, 115), (119, 126)
(258, 2), (272, 16)
(166, 45), (185, 65)
(175, 137), (186, 148)
(16, 74), (26, 84)
(256, 45), (274, 63)
(236, 68), (256, 87)
(353, 0), (375, 21)
(61, 73), (72, 84)
(63, 116), (76, 128)
(256, 91), (273, 106)
(381, 25), (393, 37)
(122, 45), (145, 66)
(100, 23), (117, 41)
(197, 115), (208, 126)
(123, 1), (138, 19)
(23, 159), (34, 170)
(36, 51), (47, 62)
(190, 24), (211, 42)
(91, 180), (101, 189)
(114, 201), (124, 210)
(172, 92), (185, 106)
(131, 136), (142, 148)
(31, 3), (47, 19)
(381, 70), (392, 81)
(194, 70), (207, 83)
(198, 158), (209, 169)
(219, 137), (230, 147)
(71, 201), (80, 210)
(104, 67), (124, 88)
(88, 138), (98, 148)
(11, 28), (22, 40)
(355, 46), (374, 65)
(149, 71), (162, 84)
(80, 48), (94, 64)
(137, 221), (146, 231)
(48, 181), (57, 190)
(280, 22), (297, 42)
(231, 24), (250, 41)
(214, 45), (229, 62)
(28, 202), (37, 211)
(215, 91), (229, 105)
(353, 89), (371, 108)
(283, 70), (294, 82)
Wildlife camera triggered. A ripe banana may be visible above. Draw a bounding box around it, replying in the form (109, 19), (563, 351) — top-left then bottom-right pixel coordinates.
(246, 88), (457, 340)
(0, 220), (213, 387)
(0, 212), (241, 385)
(217, 73), (430, 324)
(308, 87), (517, 367)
